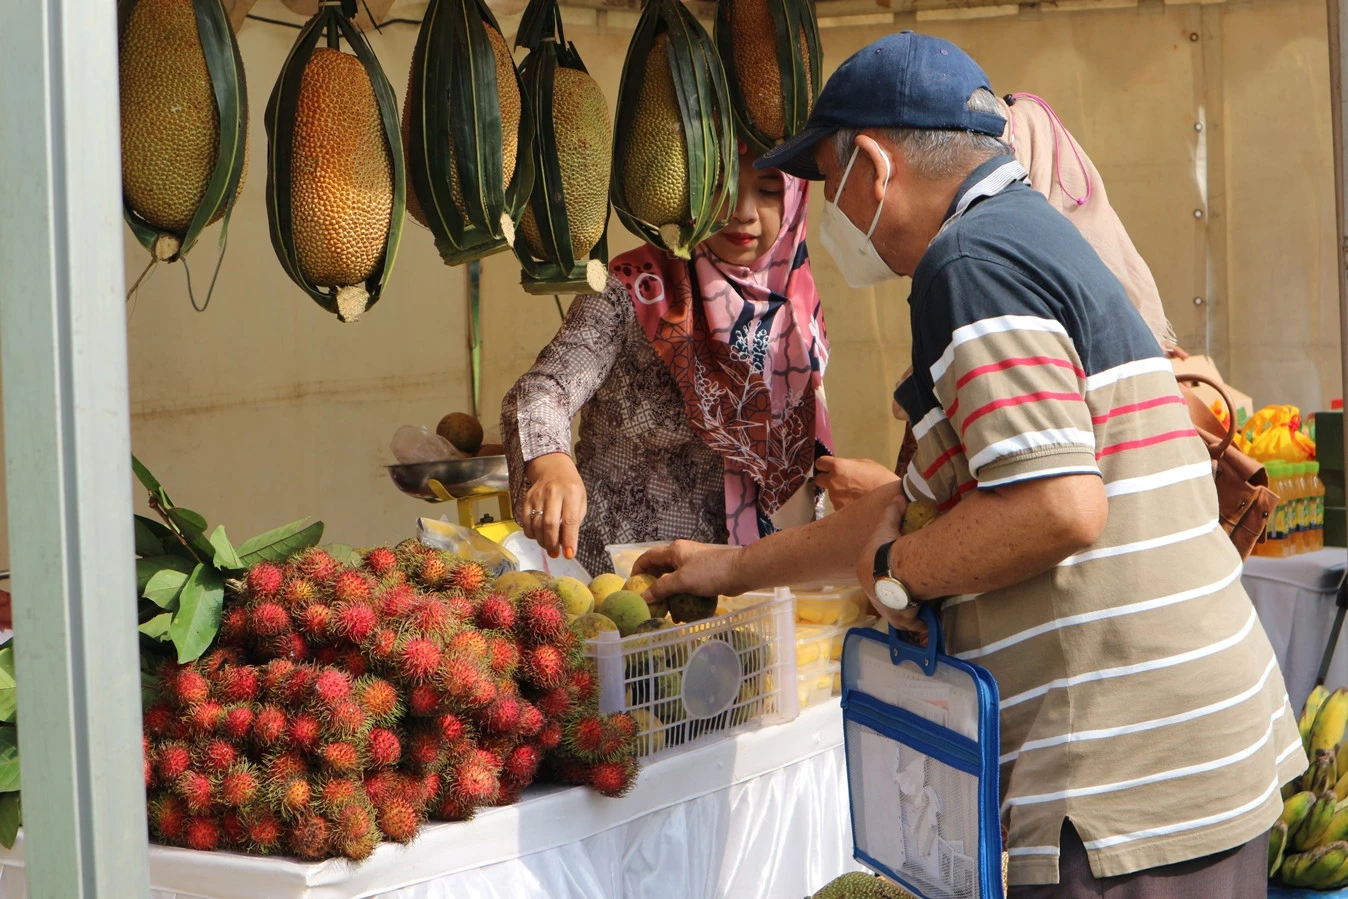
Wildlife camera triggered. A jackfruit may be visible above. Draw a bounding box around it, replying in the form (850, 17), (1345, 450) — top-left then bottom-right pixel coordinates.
(120, 0), (248, 253)
(809, 872), (917, 899)
(622, 35), (689, 230)
(728, 0), (813, 141)
(404, 23), (520, 229)
(519, 66), (612, 260)
(290, 47), (393, 291)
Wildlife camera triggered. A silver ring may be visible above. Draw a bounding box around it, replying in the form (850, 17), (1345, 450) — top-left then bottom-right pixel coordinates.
(529, 509), (542, 519)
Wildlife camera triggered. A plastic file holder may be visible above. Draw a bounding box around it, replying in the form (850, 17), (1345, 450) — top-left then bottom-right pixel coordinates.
(840, 605), (1002, 899)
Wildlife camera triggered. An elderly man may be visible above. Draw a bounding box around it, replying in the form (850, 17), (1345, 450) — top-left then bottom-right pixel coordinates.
(637, 32), (1303, 898)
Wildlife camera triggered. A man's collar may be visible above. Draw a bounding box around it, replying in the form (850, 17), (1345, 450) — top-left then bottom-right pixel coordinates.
(942, 154), (1027, 223)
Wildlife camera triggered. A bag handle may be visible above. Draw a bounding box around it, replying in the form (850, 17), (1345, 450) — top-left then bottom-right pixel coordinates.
(1176, 372), (1237, 457)
(888, 604), (942, 675)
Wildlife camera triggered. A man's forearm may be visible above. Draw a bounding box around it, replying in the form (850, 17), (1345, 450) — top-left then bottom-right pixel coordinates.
(890, 475), (1107, 600)
(731, 479), (905, 593)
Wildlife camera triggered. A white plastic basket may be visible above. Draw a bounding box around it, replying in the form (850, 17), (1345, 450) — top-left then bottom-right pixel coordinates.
(585, 591), (798, 759)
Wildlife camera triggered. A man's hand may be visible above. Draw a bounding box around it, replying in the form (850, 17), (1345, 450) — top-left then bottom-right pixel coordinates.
(522, 453), (587, 559)
(632, 540), (746, 602)
(816, 456), (901, 511)
(855, 493), (926, 634)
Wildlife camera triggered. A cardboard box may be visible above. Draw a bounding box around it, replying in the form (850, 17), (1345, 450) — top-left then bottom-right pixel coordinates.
(1172, 355), (1254, 426)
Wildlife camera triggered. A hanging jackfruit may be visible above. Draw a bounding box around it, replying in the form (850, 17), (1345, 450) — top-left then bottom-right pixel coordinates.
(513, 0), (612, 293)
(119, 0), (248, 263)
(611, 0), (737, 259)
(715, 0), (822, 154)
(404, 0), (534, 266)
(809, 872), (917, 899)
(265, 7), (405, 322)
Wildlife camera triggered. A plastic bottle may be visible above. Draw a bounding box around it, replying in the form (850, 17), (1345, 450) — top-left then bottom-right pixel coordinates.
(1287, 463), (1305, 555)
(1262, 462), (1290, 558)
(1310, 461), (1326, 551)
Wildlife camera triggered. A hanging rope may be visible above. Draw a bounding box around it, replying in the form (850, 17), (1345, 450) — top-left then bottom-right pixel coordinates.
(469, 260), (483, 419)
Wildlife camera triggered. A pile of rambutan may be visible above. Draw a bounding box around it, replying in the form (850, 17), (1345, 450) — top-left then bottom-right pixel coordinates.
(141, 541), (639, 861)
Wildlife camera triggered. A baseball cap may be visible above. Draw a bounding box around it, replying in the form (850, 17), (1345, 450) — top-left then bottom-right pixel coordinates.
(757, 31), (1006, 180)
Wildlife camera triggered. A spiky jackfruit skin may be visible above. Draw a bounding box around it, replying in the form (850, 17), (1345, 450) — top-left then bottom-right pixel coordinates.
(120, 0), (247, 234)
(290, 48), (392, 288)
(520, 67), (612, 260)
(728, 0), (812, 142)
(403, 24), (521, 229)
(621, 35), (689, 228)
(810, 872), (917, 899)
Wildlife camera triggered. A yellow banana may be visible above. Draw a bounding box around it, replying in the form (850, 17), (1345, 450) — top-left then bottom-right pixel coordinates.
(1316, 805), (1348, 847)
(1270, 822), (1289, 878)
(1287, 779), (1305, 802)
(1311, 689), (1348, 757)
(1284, 791), (1318, 831)
(1336, 740), (1348, 782)
(1295, 793), (1339, 851)
(1303, 685), (1332, 753)
(1319, 853), (1348, 890)
(1333, 768), (1348, 801)
(1307, 841), (1348, 887)
(1284, 849), (1320, 887)
(1306, 749), (1338, 793)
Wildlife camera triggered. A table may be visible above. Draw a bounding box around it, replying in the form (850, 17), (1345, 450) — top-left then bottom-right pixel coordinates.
(0, 699), (862, 899)
(1245, 548), (1348, 712)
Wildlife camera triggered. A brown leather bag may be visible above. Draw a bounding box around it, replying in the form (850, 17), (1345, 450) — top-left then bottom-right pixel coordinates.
(1176, 372), (1279, 559)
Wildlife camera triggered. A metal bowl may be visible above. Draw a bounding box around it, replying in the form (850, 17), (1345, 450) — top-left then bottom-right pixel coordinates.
(387, 456), (510, 502)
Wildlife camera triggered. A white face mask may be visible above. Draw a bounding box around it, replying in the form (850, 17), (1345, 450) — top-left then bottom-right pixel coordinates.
(820, 147), (897, 287)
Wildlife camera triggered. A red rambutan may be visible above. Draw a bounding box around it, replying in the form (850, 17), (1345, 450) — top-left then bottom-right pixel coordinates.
(468, 676), (498, 710)
(314, 645), (342, 666)
(332, 569), (375, 606)
(288, 812), (332, 860)
(317, 776), (362, 812)
(279, 665), (318, 706)
(171, 669), (210, 707)
(608, 712), (639, 741)
(291, 548), (341, 587)
(433, 793), (477, 822)
(439, 657), (488, 706)
(444, 593), (476, 622)
(516, 702), (545, 738)
(516, 591), (567, 643)
(365, 627), (399, 662)
(176, 770), (214, 813)
(504, 743), (542, 782)
(406, 728), (446, 771)
(319, 741), (362, 774)
(246, 562), (286, 599)
(295, 603), (334, 642)
(376, 799), (420, 843)
(334, 802), (376, 850)
(354, 677), (401, 724)
(144, 703), (175, 737)
(280, 577), (318, 609)
(437, 713), (467, 744)
(417, 554), (449, 589)
(150, 794), (189, 843)
(312, 668), (353, 707)
(414, 772), (443, 807)
(334, 602), (379, 645)
(218, 765), (260, 808)
(589, 758), (639, 798)
(523, 645), (568, 690)
(362, 546), (399, 578)
(398, 637), (442, 682)
(486, 635), (521, 678)
(377, 583), (419, 620)
(184, 815), (222, 851)
(366, 728), (401, 768)
(339, 646), (370, 678)
(568, 715), (608, 762)
(287, 713), (322, 752)
(214, 666), (260, 704)
(450, 750), (501, 806)
(568, 668), (598, 704)
(447, 560), (488, 595)
(270, 631), (311, 663)
(475, 592), (515, 631)
(220, 808), (247, 848)
(411, 597), (453, 637)
(199, 739), (238, 775)
(482, 696), (521, 734)
(243, 808), (284, 853)
(537, 688), (573, 719)
(363, 770), (405, 807)
(261, 659), (297, 698)
(327, 699), (367, 736)
(446, 628), (490, 660)
(407, 683), (442, 717)
(222, 705), (256, 741)
(249, 600), (291, 638)
(276, 777), (312, 816)
(219, 606), (250, 643)
(185, 701), (226, 736)
(252, 705), (287, 747)
(265, 751), (309, 785)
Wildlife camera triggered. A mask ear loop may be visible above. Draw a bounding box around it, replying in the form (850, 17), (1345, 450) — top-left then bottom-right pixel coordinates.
(865, 153), (892, 240)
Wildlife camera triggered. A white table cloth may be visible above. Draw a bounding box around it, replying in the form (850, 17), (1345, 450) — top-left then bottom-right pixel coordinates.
(0, 699), (862, 899)
(1245, 548), (1348, 712)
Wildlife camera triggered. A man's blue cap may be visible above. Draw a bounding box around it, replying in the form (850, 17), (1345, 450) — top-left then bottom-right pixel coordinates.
(757, 31), (1005, 180)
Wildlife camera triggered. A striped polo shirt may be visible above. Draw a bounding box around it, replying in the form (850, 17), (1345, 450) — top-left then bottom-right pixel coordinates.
(895, 156), (1306, 886)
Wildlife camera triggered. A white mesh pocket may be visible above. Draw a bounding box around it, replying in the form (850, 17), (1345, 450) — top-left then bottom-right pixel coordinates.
(845, 717), (983, 899)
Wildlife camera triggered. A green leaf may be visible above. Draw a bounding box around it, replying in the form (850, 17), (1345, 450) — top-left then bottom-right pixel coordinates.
(0, 791), (21, 849)
(143, 570), (189, 610)
(169, 565), (224, 663)
(135, 555), (196, 591)
(323, 544), (361, 567)
(167, 509), (215, 561)
(237, 519), (324, 566)
(0, 647), (15, 724)
(173, 508), (208, 531)
(131, 454), (171, 507)
(209, 525), (243, 571)
(139, 612), (173, 640)
(0, 728), (21, 793)
(134, 517), (166, 557)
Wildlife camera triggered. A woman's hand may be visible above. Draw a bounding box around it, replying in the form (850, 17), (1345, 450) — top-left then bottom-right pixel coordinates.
(522, 453), (587, 559)
(632, 540), (746, 601)
(816, 456), (901, 511)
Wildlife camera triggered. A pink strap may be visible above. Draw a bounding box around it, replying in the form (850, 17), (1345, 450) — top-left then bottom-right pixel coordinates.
(1010, 92), (1093, 207)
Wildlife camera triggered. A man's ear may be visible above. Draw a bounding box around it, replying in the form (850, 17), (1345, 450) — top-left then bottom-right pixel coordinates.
(854, 134), (892, 204)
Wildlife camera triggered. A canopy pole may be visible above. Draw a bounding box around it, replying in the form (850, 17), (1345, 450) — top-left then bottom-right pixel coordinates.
(0, 0), (151, 895)
(1333, 0), (1348, 447)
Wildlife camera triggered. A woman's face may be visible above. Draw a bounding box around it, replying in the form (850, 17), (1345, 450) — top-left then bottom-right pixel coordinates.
(704, 157), (787, 266)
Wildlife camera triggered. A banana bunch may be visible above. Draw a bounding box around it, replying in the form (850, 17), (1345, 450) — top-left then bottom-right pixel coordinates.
(1273, 686), (1348, 889)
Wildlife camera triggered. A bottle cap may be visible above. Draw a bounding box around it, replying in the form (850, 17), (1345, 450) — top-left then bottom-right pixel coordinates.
(1309, 462), (1321, 476)
(1333, 399), (1344, 411)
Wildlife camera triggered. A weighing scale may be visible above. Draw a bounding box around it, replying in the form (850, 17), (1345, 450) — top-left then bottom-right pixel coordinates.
(386, 456), (520, 544)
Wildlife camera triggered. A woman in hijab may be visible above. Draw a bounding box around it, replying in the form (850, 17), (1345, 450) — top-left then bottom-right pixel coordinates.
(501, 148), (832, 574)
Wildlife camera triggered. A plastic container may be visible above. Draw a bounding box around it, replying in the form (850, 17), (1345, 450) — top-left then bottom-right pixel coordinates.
(791, 584), (871, 626)
(585, 592), (797, 760)
(795, 623), (841, 669)
(796, 661), (839, 709)
(1291, 463), (1308, 554)
(831, 616), (879, 662)
(604, 542), (669, 579)
(1310, 462), (1327, 551)
(1259, 462), (1290, 558)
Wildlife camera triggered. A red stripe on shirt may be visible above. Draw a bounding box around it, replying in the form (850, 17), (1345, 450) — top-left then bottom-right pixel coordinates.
(954, 356), (1086, 390)
(1091, 394), (1185, 425)
(922, 444), (966, 482)
(1096, 428), (1197, 459)
(960, 391), (1083, 435)
(938, 480), (977, 512)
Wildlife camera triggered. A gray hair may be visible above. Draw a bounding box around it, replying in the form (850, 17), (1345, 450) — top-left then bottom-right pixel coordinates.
(829, 88), (1011, 180)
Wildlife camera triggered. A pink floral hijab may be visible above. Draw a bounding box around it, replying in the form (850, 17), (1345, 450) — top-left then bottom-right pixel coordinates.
(610, 174), (833, 545)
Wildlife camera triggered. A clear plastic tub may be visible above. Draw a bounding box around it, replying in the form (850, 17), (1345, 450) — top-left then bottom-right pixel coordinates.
(797, 661), (840, 709)
(831, 616), (879, 662)
(792, 584), (870, 626)
(604, 542), (669, 579)
(796, 623), (842, 668)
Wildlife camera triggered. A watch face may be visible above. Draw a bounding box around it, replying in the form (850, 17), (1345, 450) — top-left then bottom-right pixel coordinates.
(874, 578), (909, 611)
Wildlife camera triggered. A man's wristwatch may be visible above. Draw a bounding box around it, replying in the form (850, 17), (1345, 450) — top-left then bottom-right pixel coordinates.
(872, 540), (911, 611)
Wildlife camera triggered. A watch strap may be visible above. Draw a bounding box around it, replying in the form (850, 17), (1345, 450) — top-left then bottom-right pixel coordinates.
(873, 540), (896, 581)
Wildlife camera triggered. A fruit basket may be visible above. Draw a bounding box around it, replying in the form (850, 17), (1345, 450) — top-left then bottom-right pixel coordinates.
(585, 592), (798, 759)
